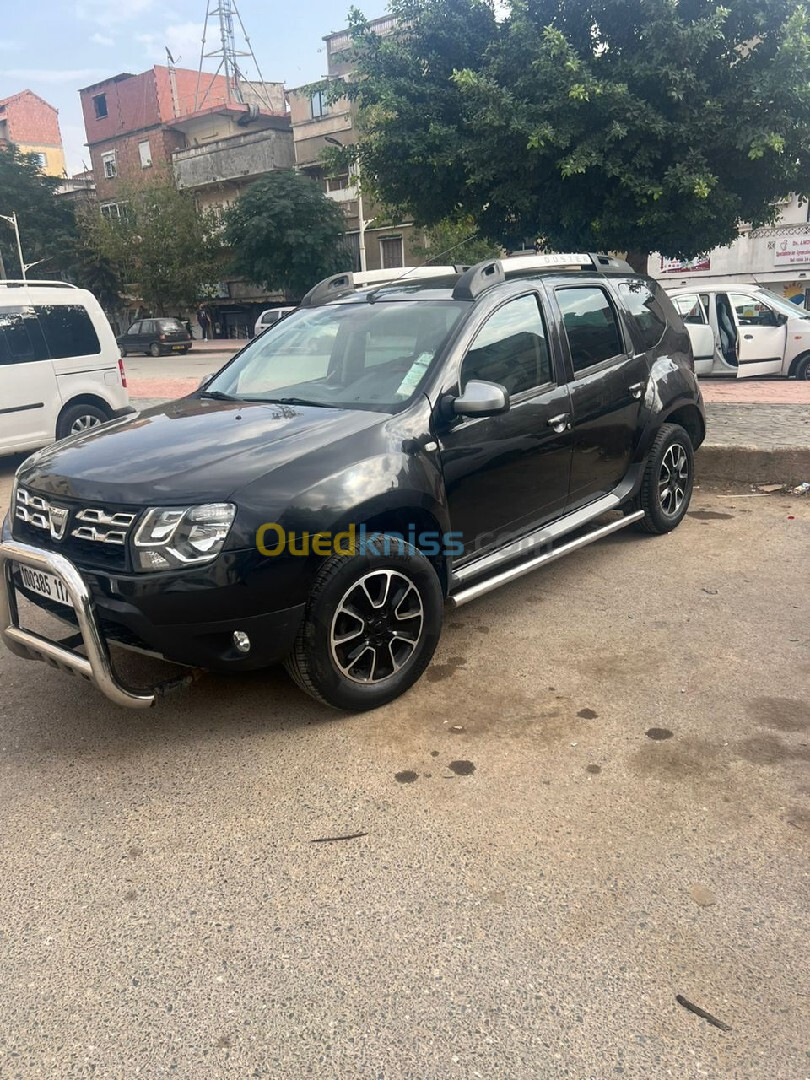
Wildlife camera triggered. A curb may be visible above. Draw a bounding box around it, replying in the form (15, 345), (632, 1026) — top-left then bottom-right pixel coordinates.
(697, 445), (810, 486)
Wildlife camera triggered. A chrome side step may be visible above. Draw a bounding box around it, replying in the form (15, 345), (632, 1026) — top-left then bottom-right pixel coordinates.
(449, 509), (644, 608)
(454, 491), (623, 585)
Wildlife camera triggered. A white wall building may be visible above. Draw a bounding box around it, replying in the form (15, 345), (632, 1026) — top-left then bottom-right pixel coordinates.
(648, 195), (810, 309)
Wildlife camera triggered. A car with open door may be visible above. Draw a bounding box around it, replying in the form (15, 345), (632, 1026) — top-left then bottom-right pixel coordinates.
(669, 285), (810, 379)
(1, 253), (704, 713)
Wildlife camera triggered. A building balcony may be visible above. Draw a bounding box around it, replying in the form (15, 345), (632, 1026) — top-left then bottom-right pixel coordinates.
(173, 128), (294, 191)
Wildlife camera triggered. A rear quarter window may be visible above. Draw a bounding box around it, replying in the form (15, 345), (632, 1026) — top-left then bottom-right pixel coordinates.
(617, 280), (668, 351)
(35, 304), (101, 359)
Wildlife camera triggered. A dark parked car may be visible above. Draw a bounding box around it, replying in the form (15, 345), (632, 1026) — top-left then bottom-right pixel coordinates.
(118, 317), (191, 357)
(1, 254), (704, 712)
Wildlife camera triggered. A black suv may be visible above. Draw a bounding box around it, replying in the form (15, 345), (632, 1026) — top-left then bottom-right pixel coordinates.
(1, 254), (704, 711)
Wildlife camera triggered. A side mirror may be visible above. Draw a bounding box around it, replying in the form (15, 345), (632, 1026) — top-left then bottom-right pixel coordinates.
(452, 380), (510, 418)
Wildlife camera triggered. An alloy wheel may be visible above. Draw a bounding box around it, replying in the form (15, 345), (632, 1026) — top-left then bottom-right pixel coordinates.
(658, 442), (689, 517)
(330, 569), (424, 684)
(70, 414), (104, 435)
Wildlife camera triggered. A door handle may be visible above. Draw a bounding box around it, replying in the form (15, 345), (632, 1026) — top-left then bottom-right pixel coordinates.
(743, 333), (754, 340)
(547, 413), (571, 433)
(629, 381), (645, 400)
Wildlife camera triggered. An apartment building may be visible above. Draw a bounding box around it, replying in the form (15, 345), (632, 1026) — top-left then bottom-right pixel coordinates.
(0, 90), (66, 177)
(649, 195), (810, 308)
(288, 17), (418, 273)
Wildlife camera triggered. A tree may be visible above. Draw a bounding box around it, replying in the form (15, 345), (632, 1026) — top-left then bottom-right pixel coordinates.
(0, 145), (77, 278)
(80, 172), (222, 314)
(223, 171), (351, 297)
(339, 0), (810, 268)
(411, 216), (503, 265)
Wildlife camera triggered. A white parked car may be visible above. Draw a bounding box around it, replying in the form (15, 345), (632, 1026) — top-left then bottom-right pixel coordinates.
(0, 280), (132, 457)
(667, 284), (810, 379)
(253, 305), (296, 337)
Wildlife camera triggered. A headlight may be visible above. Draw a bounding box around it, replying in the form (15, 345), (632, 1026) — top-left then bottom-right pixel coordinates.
(132, 503), (236, 571)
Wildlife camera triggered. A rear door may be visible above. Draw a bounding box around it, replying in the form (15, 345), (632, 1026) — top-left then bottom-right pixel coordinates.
(726, 291), (787, 378)
(0, 306), (59, 452)
(549, 281), (648, 504)
(438, 290), (573, 556)
(671, 293), (715, 375)
(122, 320), (141, 349)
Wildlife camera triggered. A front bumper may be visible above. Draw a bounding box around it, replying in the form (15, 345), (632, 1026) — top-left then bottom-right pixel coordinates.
(0, 538), (159, 708)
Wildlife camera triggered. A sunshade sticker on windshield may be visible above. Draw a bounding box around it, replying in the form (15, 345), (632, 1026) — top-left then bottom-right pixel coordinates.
(396, 353), (433, 398)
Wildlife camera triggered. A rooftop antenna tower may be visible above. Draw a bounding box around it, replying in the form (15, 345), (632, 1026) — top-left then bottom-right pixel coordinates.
(195, 0), (275, 112)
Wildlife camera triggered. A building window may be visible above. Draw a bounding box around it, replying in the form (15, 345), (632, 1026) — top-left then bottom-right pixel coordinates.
(101, 151), (117, 179)
(380, 236), (404, 270)
(100, 202), (121, 220)
(326, 174), (350, 193)
(93, 93), (108, 119)
(138, 139), (152, 168)
(33, 152), (47, 170)
(310, 90), (327, 119)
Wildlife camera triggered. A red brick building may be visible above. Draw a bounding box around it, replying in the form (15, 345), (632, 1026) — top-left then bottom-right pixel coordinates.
(79, 66), (285, 209)
(0, 89), (66, 177)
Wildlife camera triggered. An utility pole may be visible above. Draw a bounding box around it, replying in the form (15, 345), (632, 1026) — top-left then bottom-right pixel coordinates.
(325, 137), (367, 274)
(0, 212), (27, 280)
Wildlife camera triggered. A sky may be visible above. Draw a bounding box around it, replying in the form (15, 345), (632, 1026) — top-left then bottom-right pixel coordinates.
(0, 0), (389, 174)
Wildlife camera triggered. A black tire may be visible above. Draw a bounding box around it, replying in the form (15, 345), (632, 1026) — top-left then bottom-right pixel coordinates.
(149, 342), (161, 357)
(635, 423), (695, 535)
(795, 354), (810, 381)
(285, 532), (444, 711)
(56, 402), (110, 440)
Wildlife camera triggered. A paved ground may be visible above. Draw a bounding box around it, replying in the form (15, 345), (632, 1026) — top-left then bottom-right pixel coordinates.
(704, 403), (810, 449)
(0, 457), (807, 1078)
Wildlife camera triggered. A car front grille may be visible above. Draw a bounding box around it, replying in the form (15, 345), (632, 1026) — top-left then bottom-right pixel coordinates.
(13, 487), (140, 571)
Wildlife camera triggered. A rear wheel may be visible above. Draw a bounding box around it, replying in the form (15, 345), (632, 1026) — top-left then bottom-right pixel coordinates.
(635, 423), (694, 535)
(149, 342), (161, 357)
(796, 355), (810, 381)
(285, 533), (443, 711)
(56, 402), (109, 440)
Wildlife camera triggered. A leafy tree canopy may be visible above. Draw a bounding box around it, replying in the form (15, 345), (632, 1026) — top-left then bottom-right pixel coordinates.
(411, 216), (503, 264)
(78, 172), (222, 314)
(0, 145), (77, 278)
(224, 170), (351, 297)
(338, 0), (810, 263)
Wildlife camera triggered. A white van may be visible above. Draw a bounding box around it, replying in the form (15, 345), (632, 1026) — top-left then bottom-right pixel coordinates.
(0, 280), (132, 457)
(667, 284), (810, 379)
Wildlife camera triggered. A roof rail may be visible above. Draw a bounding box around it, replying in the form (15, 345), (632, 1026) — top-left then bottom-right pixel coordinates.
(452, 259), (505, 300)
(299, 272), (355, 307)
(0, 279), (78, 289)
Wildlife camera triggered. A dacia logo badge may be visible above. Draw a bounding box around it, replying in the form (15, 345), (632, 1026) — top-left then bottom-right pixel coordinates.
(49, 506), (69, 541)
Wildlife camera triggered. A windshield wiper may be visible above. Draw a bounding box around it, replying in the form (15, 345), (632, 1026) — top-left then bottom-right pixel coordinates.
(258, 396), (336, 408)
(198, 389), (240, 402)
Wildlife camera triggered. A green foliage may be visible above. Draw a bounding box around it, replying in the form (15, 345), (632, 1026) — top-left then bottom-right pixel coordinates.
(411, 217), (503, 264)
(0, 145), (77, 277)
(223, 171), (352, 297)
(70, 211), (124, 313)
(341, 0), (810, 259)
(79, 172), (221, 314)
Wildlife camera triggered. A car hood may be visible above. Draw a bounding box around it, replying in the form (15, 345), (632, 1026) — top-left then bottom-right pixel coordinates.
(17, 397), (385, 505)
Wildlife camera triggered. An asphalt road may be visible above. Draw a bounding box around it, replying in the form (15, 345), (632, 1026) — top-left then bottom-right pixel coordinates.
(0, 455), (808, 1079)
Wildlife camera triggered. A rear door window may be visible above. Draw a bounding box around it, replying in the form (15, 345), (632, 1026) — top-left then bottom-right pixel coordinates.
(0, 309), (50, 365)
(556, 286), (625, 373)
(35, 304), (101, 358)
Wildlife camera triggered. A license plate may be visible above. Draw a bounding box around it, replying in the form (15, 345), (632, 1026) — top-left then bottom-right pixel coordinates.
(16, 564), (73, 608)
(171, 344), (184, 351)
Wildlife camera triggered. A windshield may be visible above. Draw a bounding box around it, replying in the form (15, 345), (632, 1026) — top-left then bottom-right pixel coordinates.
(206, 300), (465, 411)
(755, 289), (810, 319)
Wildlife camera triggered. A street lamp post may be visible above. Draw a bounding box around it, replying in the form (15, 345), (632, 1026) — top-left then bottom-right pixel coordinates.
(324, 137), (367, 274)
(0, 212), (28, 281)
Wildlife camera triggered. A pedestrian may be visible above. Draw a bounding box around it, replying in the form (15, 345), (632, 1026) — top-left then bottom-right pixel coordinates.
(197, 306), (210, 341)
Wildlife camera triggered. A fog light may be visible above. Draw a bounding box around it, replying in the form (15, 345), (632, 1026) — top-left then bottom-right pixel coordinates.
(233, 630), (251, 653)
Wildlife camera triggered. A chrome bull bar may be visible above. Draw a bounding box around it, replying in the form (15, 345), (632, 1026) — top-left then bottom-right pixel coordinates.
(0, 538), (156, 709)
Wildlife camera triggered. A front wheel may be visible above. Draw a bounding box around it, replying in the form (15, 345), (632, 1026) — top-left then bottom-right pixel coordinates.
(285, 533), (444, 710)
(795, 355), (810, 381)
(635, 423), (695, 535)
